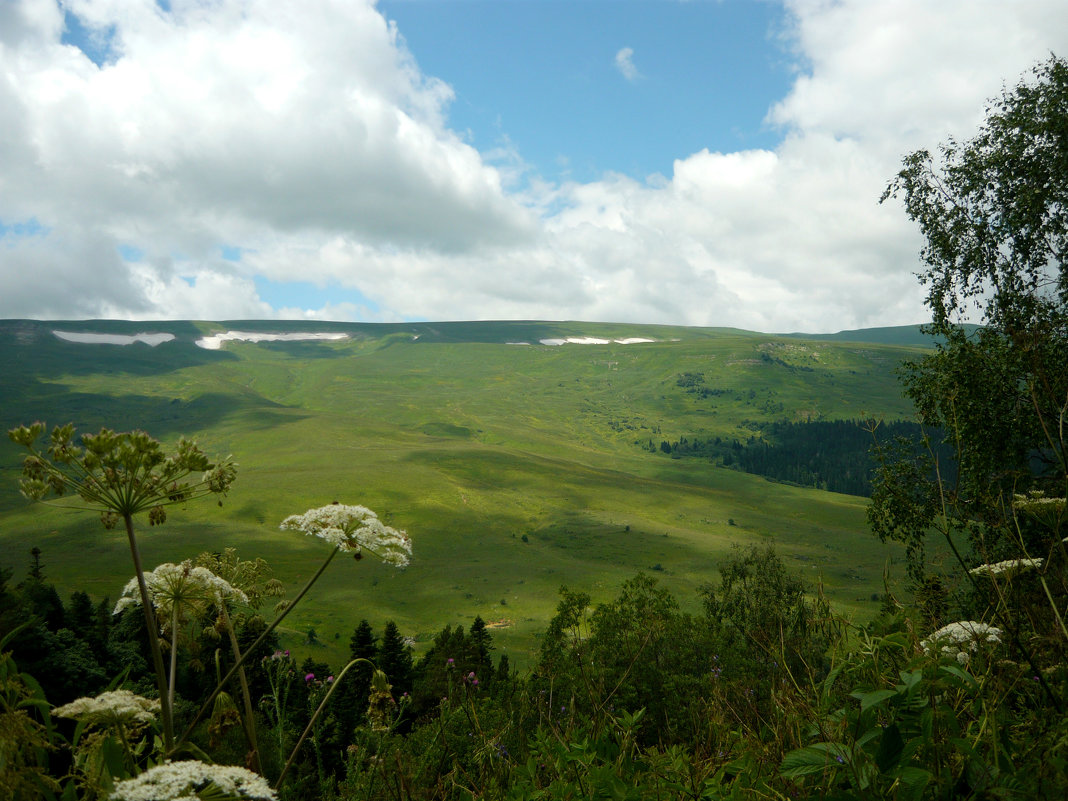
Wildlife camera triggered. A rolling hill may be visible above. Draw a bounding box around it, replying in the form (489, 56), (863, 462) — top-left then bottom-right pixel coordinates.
(0, 319), (929, 667)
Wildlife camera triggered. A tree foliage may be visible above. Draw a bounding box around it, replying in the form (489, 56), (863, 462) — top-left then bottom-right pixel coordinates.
(875, 55), (1068, 570)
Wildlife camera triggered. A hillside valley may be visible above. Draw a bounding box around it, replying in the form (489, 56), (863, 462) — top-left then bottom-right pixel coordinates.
(0, 318), (929, 667)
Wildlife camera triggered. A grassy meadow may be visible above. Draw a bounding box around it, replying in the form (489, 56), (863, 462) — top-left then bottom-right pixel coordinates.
(0, 319), (927, 669)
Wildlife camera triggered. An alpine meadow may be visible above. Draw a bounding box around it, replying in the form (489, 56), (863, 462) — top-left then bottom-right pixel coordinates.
(1, 55), (1067, 801)
(0, 318), (922, 667)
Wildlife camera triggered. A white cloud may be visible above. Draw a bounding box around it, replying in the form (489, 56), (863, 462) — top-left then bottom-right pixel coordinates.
(0, 0), (533, 319)
(614, 46), (640, 81)
(2, 0), (1068, 331)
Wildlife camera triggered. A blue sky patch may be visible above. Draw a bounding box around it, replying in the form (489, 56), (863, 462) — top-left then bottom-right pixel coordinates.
(254, 277), (382, 314)
(220, 245), (244, 262)
(118, 244), (144, 262)
(61, 9), (118, 67)
(0, 218), (49, 240)
(378, 0), (791, 183)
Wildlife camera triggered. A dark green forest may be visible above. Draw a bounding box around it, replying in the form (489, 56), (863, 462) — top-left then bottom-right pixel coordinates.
(653, 416), (955, 497)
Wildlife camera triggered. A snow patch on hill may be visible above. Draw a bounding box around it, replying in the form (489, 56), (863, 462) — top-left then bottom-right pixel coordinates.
(195, 331), (349, 350)
(53, 331), (175, 346)
(536, 337), (657, 346)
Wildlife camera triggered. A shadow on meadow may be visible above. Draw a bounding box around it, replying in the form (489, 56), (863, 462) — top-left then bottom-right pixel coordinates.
(0, 320), (238, 378)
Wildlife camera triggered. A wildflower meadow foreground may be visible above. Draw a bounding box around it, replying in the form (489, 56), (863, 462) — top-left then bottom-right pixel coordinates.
(2, 409), (1067, 800)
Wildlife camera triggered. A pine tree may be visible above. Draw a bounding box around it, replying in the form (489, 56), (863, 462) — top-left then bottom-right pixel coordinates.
(334, 619), (378, 734)
(378, 620), (413, 695)
(349, 619), (377, 662)
(469, 616), (494, 684)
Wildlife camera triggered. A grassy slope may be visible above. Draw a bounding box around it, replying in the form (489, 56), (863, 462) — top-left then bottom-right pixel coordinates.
(0, 320), (922, 668)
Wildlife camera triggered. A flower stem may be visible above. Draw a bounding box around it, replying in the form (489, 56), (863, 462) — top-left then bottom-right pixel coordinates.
(172, 545), (340, 757)
(278, 658), (375, 786)
(220, 603), (263, 774)
(123, 512), (174, 753)
(169, 605), (179, 713)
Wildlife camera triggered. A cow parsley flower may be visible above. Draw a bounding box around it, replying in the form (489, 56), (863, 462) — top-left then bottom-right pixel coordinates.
(280, 503), (411, 567)
(921, 620), (1002, 665)
(109, 760), (276, 800)
(113, 561), (249, 619)
(1013, 491), (1067, 531)
(969, 558), (1043, 578)
(53, 689), (159, 728)
(1013, 491), (1066, 513)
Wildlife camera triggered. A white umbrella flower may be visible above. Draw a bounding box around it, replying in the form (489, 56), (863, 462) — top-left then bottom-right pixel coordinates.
(175, 502), (412, 757)
(53, 689), (159, 729)
(114, 561), (249, 711)
(280, 503), (412, 567)
(114, 561), (249, 620)
(110, 759), (276, 800)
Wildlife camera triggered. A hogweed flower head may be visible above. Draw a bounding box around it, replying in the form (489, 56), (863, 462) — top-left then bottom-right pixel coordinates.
(1013, 491), (1066, 531)
(113, 561), (249, 622)
(109, 759), (276, 800)
(1013, 490), (1066, 513)
(7, 422), (236, 520)
(969, 557), (1043, 578)
(53, 689), (159, 729)
(280, 503), (411, 567)
(921, 620), (1002, 665)
(193, 548), (285, 612)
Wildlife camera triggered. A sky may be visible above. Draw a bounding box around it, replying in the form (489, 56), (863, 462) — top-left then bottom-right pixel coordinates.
(1, 0), (1067, 333)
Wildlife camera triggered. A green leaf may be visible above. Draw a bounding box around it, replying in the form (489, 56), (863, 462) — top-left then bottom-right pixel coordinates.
(781, 743), (848, 778)
(896, 767), (933, 801)
(938, 664), (978, 691)
(821, 662), (847, 703)
(897, 669), (923, 695)
(851, 688), (898, 711)
(875, 723), (905, 773)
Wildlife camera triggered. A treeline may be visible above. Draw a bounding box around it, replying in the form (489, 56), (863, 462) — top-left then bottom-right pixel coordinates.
(650, 419), (955, 497)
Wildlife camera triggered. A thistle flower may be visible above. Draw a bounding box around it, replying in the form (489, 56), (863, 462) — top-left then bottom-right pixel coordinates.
(53, 689), (159, 728)
(969, 557), (1043, 578)
(280, 503), (412, 567)
(109, 760), (276, 800)
(921, 620), (1002, 665)
(113, 561), (249, 622)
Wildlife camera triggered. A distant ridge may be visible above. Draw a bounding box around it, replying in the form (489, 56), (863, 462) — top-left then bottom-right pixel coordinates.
(779, 324), (934, 347)
(780, 323), (982, 347)
(1, 318), (970, 347)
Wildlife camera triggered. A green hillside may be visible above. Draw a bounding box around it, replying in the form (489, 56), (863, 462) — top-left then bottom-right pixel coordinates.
(779, 322), (983, 347)
(0, 319), (926, 668)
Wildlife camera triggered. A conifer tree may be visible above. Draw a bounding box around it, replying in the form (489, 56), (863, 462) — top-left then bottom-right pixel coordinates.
(378, 620), (413, 695)
(469, 615), (495, 684)
(334, 620), (377, 734)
